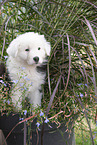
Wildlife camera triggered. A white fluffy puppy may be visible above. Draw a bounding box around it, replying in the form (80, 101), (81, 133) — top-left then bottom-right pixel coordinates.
(6, 32), (51, 110)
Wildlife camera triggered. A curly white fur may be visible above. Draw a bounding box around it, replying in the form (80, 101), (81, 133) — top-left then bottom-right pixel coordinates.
(6, 32), (51, 110)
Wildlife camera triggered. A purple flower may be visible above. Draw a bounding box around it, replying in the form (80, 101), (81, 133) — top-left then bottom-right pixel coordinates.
(24, 87), (27, 90)
(26, 78), (30, 81)
(4, 56), (8, 59)
(22, 76), (30, 81)
(44, 118), (49, 123)
(36, 122), (40, 128)
(93, 136), (95, 139)
(13, 80), (18, 84)
(3, 100), (6, 103)
(96, 121), (97, 126)
(0, 80), (4, 84)
(7, 100), (10, 104)
(30, 82), (33, 86)
(0, 80), (7, 86)
(4, 83), (7, 87)
(21, 67), (26, 70)
(77, 83), (83, 86)
(39, 111), (44, 116)
(24, 110), (27, 115)
(80, 93), (83, 97)
(19, 117), (24, 121)
(20, 83), (24, 86)
(22, 76), (27, 79)
(94, 131), (97, 134)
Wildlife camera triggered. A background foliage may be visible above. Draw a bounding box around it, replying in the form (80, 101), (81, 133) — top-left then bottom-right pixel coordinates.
(0, 0), (97, 144)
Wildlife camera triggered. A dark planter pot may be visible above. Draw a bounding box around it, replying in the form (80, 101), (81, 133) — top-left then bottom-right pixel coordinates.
(0, 114), (75, 145)
(0, 114), (24, 145)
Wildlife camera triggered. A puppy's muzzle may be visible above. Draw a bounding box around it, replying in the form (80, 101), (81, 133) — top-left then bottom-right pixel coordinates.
(33, 57), (39, 64)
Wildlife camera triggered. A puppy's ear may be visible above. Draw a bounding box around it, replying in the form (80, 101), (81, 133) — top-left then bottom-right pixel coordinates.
(45, 42), (51, 56)
(7, 38), (19, 57)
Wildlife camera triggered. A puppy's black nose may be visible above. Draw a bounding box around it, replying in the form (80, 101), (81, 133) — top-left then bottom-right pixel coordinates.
(33, 57), (39, 63)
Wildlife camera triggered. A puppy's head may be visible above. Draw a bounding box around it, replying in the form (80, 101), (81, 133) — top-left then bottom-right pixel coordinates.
(7, 32), (51, 65)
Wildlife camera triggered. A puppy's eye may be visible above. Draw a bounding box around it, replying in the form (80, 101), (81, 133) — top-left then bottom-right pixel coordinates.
(38, 47), (41, 50)
(25, 48), (29, 51)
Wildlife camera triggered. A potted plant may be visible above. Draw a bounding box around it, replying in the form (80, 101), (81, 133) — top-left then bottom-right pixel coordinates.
(0, 1), (96, 145)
